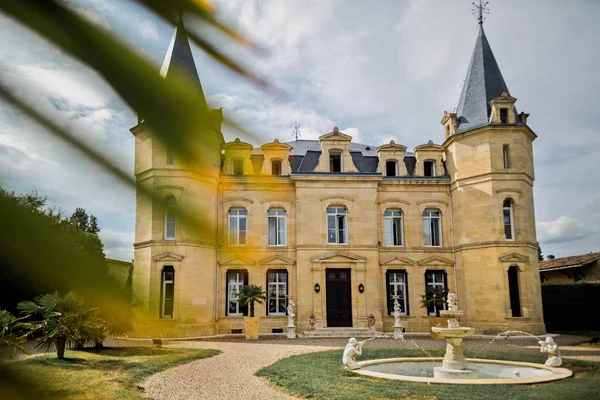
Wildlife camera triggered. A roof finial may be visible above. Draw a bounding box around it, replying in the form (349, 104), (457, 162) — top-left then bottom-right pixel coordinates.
(472, 0), (489, 25)
(292, 121), (301, 141)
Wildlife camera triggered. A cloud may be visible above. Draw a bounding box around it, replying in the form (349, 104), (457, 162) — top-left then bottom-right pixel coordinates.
(537, 216), (599, 245)
(139, 20), (159, 41)
(99, 229), (134, 261)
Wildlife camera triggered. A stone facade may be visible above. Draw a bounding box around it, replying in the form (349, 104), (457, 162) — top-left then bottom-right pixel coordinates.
(129, 18), (545, 337)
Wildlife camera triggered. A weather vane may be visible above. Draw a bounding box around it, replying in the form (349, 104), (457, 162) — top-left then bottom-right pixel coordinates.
(292, 121), (301, 141)
(472, 0), (489, 25)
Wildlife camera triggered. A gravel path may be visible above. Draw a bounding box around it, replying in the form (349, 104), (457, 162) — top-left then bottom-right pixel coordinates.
(142, 340), (337, 400)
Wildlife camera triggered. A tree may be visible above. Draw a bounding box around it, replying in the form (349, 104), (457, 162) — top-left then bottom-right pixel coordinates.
(538, 242), (544, 261)
(18, 291), (103, 360)
(0, 309), (31, 357)
(237, 285), (267, 317)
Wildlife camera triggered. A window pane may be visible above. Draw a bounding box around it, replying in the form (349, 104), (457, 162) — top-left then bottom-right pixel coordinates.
(384, 218), (393, 245)
(338, 215), (346, 243)
(278, 219), (286, 245)
(431, 218), (440, 246)
(268, 216), (277, 245)
(393, 217), (402, 245)
(423, 217), (431, 246)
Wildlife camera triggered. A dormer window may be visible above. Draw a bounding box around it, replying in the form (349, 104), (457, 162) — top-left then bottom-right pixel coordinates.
(424, 161), (436, 177)
(500, 108), (509, 124)
(271, 160), (282, 176)
(386, 161), (397, 177)
(232, 159), (243, 176)
(329, 151), (342, 172)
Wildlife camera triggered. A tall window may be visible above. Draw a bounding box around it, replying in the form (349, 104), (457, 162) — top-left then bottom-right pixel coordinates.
(386, 270), (408, 316)
(232, 159), (243, 176)
(386, 160), (397, 177)
(329, 151), (342, 172)
(502, 144), (510, 169)
(227, 270), (247, 316)
(423, 210), (442, 247)
(384, 210), (403, 246)
(164, 196), (177, 240)
(267, 270), (288, 316)
(167, 149), (174, 165)
(425, 270), (447, 316)
(160, 266), (174, 318)
(424, 161), (436, 177)
(508, 266), (521, 317)
(327, 207), (347, 244)
(500, 108), (509, 124)
(267, 209), (286, 246)
(228, 208), (248, 245)
(503, 199), (514, 240)
(271, 160), (282, 176)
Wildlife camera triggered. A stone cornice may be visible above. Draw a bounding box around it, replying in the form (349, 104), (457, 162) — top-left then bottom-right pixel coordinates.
(442, 124), (537, 149)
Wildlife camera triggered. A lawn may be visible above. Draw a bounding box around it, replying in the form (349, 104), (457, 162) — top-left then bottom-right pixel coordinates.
(256, 348), (600, 400)
(0, 346), (220, 400)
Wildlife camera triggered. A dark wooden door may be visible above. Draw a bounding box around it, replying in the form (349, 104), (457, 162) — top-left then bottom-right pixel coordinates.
(326, 268), (352, 327)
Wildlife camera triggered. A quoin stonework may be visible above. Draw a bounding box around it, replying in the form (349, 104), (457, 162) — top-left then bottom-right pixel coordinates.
(130, 15), (545, 337)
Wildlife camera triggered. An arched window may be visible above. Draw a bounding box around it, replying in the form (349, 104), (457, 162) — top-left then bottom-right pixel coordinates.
(228, 208), (248, 245)
(226, 269), (248, 316)
(164, 196), (177, 240)
(271, 160), (282, 176)
(503, 199), (514, 240)
(267, 208), (286, 246)
(327, 206), (347, 244)
(267, 270), (288, 316)
(386, 160), (397, 177)
(160, 266), (175, 318)
(424, 160), (436, 177)
(423, 210), (442, 247)
(329, 151), (342, 172)
(507, 266), (521, 317)
(384, 210), (403, 246)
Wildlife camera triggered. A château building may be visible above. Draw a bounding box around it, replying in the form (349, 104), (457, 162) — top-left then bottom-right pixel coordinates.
(130, 15), (545, 337)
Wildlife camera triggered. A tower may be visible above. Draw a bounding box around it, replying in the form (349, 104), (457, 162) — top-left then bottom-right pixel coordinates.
(442, 22), (544, 334)
(130, 15), (223, 337)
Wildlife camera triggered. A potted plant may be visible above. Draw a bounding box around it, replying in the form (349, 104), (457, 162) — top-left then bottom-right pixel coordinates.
(237, 285), (267, 340)
(420, 288), (448, 339)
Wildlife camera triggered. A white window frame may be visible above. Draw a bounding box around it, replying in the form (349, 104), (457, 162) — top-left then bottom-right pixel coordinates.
(228, 208), (248, 245)
(503, 199), (514, 240)
(327, 207), (347, 244)
(387, 270), (408, 315)
(164, 196), (177, 240)
(227, 271), (245, 316)
(424, 160), (436, 177)
(425, 270), (447, 316)
(384, 210), (404, 247)
(267, 209), (286, 246)
(423, 210), (442, 247)
(160, 266), (174, 319)
(267, 270), (288, 316)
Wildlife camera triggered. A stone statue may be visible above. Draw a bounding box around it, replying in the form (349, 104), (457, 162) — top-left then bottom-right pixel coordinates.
(343, 337), (363, 370)
(392, 296), (404, 339)
(309, 313), (316, 330)
(367, 313), (376, 331)
(539, 337), (562, 367)
(287, 299), (296, 326)
(447, 293), (458, 311)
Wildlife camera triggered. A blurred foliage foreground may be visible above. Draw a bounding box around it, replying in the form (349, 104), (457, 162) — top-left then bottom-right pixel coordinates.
(0, 0), (259, 398)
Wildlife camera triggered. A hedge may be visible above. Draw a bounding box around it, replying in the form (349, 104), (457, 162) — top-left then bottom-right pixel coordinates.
(541, 282), (600, 331)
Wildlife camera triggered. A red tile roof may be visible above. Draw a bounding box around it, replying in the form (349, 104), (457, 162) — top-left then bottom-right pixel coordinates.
(539, 252), (600, 271)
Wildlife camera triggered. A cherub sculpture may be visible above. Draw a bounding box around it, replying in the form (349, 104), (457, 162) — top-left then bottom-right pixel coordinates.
(342, 337), (364, 370)
(539, 337), (562, 367)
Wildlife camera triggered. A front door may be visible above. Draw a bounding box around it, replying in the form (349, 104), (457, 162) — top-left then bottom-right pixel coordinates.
(326, 268), (352, 327)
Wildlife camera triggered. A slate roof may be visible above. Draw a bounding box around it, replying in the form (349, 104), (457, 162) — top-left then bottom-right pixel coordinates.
(539, 252), (600, 271)
(455, 25), (517, 134)
(159, 14), (207, 108)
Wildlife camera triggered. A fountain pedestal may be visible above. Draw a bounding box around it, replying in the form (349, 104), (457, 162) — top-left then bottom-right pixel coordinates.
(430, 306), (478, 379)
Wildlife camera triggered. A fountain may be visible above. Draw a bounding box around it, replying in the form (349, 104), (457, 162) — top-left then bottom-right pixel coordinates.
(346, 292), (573, 384)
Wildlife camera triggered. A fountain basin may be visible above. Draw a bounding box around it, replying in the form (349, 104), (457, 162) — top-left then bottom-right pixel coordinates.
(353, 357), (572, 384)
(431, 327), (474, 338)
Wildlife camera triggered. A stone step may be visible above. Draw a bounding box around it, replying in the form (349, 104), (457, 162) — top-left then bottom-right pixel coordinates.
(303, 328), (387, 338)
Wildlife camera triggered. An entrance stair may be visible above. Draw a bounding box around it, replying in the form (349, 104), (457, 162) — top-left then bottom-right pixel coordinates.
(303, 327), (388, 338)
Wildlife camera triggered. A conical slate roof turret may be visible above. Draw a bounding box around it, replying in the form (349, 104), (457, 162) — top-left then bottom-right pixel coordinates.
(160, 13), (207, 108)
(455, 25), (514, 133)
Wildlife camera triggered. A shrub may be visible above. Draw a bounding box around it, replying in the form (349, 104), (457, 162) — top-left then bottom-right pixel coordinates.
(541, 282), (600, 331)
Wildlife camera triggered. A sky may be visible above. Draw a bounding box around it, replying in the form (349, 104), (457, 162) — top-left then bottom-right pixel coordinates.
(0, 0), (599, 261)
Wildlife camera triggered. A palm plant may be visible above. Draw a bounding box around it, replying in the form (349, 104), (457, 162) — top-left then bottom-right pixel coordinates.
(0, 309), (31, 357)
(18, 291), (104, 359)
(237, 285), (267, 317)
(420, 288), (448, 317)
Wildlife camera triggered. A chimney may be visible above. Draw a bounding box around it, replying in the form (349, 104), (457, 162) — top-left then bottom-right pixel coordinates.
(547, 255), (555, 260)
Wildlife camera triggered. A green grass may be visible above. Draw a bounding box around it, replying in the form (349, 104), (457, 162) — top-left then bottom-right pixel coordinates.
(0, 346), (220, 399)
(256, 348), (600, 400)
